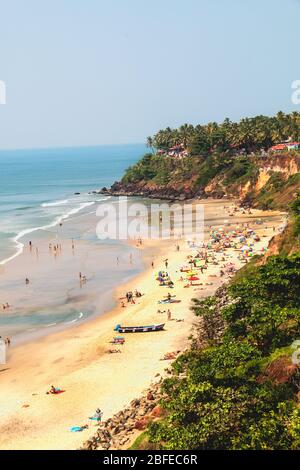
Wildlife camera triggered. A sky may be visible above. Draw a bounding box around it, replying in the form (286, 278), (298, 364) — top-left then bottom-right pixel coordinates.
(0, 0), (300, 149)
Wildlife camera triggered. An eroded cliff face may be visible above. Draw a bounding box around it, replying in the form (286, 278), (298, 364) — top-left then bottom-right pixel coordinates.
(101, 153), (300, 206)
(266, 217), (300, 257)
(209, 153), (300, 207)
(245, 155), (300, 194)
(259, 154), (300, 175)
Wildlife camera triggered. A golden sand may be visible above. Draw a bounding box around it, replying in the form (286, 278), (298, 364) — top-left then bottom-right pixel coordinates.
(0, 201), (285, 449)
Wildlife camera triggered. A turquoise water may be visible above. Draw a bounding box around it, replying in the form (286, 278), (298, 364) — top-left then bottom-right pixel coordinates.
(0, 144), (146, 263)
(0, 144), (147, 339)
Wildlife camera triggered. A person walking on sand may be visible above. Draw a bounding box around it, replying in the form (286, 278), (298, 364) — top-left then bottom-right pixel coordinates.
(167, 309), (172, 321)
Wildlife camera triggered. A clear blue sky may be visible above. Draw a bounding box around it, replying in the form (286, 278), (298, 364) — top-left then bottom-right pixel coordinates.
(0, 0), (300, 149)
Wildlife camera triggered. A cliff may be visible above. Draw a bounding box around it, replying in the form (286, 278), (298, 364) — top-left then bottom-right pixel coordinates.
(101, 151), (300, 210)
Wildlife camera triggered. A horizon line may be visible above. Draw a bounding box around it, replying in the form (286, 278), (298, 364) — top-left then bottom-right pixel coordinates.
(0, 141), (146, 153)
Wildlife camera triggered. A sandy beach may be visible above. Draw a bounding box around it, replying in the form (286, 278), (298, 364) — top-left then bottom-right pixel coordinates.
(0, 200), (285, 450)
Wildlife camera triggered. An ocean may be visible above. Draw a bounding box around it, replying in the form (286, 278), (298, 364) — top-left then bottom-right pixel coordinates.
(0, 144), (147, 340)
(0, 144), (146, 264)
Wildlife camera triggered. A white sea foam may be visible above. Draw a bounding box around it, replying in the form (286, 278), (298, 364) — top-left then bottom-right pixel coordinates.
(0, 202), (95, 266)
(65, 312), (84, 325)
(41, 199), (69, 207)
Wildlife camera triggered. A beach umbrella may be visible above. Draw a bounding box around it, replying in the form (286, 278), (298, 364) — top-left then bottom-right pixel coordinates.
(241, 245), (250, 251)
(188, 270), (197, 276)
(188, 275), (200, 285)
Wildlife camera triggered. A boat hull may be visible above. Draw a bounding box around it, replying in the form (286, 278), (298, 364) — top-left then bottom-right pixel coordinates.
(114, 323), (165, 333)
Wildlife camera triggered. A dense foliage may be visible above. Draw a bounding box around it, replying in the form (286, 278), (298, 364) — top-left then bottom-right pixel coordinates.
(122, 152), (258, 192)
(122, 153), (206, 186)
(147, 256), (300, 450)
(147, 111), (300, 155)
(121, 112), (300, 201)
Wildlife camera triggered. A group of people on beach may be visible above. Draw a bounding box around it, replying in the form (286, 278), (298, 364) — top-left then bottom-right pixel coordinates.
(49, 243), (62, 255)
(126, 290), (142, 302)
(0, 206), (283, 444)
(135, 237), (143, 247)
(0, 336), (11, 346)
(30, 237), (76, 259)
(121, 289), (142, 307)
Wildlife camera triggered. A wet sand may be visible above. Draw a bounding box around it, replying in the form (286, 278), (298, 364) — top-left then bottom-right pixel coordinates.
(0, 200), (285, 449)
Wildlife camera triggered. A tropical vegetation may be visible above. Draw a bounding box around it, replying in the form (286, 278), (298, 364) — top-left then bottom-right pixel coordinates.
(144, 254), (300, 449)
(146, 111), (300, 155)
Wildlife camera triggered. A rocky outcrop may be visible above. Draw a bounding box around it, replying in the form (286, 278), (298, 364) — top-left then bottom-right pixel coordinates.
(100, 181), (225, 201)
(257, 154), (300, 176)
(97, 153), (300, 206)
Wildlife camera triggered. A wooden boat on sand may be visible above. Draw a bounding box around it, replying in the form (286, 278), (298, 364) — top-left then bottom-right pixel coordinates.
(114, 323), (165, 333)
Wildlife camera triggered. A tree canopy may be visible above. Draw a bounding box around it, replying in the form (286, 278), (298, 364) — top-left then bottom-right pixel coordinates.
(147, 111), (300, 155)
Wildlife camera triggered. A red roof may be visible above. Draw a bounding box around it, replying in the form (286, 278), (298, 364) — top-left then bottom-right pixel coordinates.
(270, 144), (287, 150)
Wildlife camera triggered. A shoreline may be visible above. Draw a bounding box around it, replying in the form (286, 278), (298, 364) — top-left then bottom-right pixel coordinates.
(0, 203), (144, 343)
(0, 200), (285, 450)
(0, 200), (99, 267)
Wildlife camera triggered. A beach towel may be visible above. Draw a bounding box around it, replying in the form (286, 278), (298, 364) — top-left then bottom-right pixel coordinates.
(70, 426), (86, 432)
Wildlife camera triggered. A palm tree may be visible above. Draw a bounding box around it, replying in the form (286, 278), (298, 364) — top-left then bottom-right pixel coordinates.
(146, 136), (155, 154)
(178, 124), (194, 148)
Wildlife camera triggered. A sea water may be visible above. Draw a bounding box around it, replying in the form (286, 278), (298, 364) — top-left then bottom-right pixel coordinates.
(0, 144), (147, 340)
(0, 144), (145, 263)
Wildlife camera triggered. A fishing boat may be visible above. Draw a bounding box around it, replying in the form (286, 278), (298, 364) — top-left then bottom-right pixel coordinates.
(114, 323), (165, 333)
